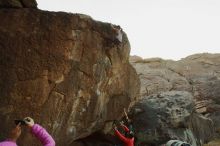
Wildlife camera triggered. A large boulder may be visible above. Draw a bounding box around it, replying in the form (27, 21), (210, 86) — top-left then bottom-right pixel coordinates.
(130, 91), (214, 146)
(130, 53), (220, 145)
(0, 7), (140, 146)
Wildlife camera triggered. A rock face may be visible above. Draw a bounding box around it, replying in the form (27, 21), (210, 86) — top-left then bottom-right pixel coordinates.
(0, 0), (37, 8)
(0, 7), (140, 146)
(130, 91), (214, 146)
(130, 54), (220, 145)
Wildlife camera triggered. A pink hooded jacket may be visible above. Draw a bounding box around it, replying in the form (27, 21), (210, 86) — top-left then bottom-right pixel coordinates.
(0, 124), (55, 146)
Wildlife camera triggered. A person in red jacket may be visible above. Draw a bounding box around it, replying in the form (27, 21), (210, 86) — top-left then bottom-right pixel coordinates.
(113, 121), (134, 146)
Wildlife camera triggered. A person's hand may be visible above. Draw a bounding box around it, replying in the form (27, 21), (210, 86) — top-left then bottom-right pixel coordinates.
(113, 124), (117, 130)
(23, 117), (34, 128)
(9, 124), (21, 142)
(124, 108), (129, 120)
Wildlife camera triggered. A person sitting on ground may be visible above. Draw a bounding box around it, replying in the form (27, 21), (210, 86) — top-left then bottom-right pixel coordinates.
(165, 139), (191, 146)
(0, 117), (55, 146)
(113, 121), (134, 146)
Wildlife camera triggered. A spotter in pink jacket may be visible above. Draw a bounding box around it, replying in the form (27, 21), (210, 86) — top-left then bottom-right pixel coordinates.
(0, 124), (55, 146)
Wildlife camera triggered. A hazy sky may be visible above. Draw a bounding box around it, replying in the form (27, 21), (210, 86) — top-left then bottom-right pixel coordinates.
(37, 0), (220, 60)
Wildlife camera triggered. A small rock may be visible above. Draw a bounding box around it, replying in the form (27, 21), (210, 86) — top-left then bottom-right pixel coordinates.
(21, 0), (37, 8)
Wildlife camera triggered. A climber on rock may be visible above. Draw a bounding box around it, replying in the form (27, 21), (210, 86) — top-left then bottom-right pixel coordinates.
(111, 24), (123, 43)
(113, 121), (134, 146)
(0, 117), (55, 146)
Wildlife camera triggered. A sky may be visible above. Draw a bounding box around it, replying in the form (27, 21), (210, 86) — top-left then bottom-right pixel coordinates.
(37, 0), (220, 60)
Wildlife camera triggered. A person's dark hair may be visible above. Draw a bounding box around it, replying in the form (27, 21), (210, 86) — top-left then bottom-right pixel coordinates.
(181, 144), (191, 146)
(171, 142), (177, 146)
(171, 142), (191, 146)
